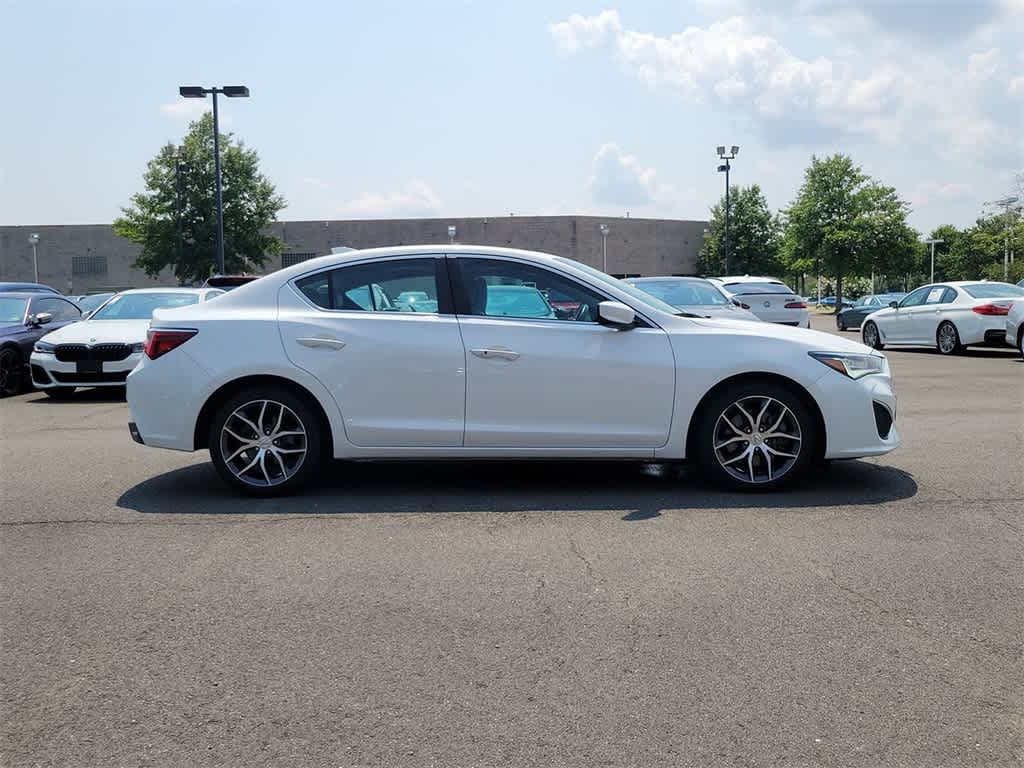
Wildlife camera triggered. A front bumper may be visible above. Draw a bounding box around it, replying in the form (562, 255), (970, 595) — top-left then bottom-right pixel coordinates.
(30, 351), (143, 388)
(808, 361), (900, 460)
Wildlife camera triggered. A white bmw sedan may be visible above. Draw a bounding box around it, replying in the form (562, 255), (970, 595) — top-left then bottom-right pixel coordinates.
(32, 288), (223, 397)
(127, 246), (899, 495)
(860, 281), (1024, 355)
(709, 276), (810, 328)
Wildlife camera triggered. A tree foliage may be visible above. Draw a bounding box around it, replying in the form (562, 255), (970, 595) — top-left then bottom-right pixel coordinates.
(697, 184), (782, 277)
(114, 113), (285, 284)
(780, 155), (915, 308)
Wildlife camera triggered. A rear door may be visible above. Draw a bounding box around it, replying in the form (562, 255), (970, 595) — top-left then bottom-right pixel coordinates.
(723, 281), (801, 324)
(278, 255), (466, 447)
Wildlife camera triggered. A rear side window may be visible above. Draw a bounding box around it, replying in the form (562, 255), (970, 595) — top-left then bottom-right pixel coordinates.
(295, 258), (441, 313)
(723, 282), (792, 295)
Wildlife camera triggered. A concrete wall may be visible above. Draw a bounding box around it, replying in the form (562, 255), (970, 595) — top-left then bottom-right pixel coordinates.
(0, 215), (707, 294)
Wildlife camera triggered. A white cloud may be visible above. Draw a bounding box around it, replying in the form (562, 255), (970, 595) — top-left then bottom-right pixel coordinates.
(334, 180), (441, 218)
(550, 10), (622, 53)
(159, 100), (211, 120)
(914, 182), (973, 206)
(588, 143), (673, 208)
(968, 48), (1001, 80)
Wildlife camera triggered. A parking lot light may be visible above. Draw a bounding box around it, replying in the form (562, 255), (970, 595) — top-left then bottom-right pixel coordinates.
(27, 233), (40, 283)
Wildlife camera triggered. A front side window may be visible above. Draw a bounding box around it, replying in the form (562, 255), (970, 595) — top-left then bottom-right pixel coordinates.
(34, 297), (82, 322)
(295, 258), (440, 313)
(900, 287), (931, 308)
(0, 297), (28, 324)
(456, 258), (605, 322)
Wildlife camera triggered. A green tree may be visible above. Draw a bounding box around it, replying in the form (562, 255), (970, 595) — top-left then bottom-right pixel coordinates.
(114, 113), (285, 284)
(697, 184), (783, 277)
(780, 155), (915, 311)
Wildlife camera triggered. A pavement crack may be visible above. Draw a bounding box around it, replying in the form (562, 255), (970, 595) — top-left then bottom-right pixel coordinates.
(827, 567), (889, 616)
(569, 536), (598, 582)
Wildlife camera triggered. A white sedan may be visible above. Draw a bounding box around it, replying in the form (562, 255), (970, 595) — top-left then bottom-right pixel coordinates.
(31, 288), (223, 397)
(709, 276), (810, 328)
(860, 281), (1024, 355)
(1006, 299), (1024, 358)
(127, 246), (899, 495)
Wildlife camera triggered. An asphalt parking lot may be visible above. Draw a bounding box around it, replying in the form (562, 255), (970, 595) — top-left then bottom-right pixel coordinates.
(2, 316), (1022, 768)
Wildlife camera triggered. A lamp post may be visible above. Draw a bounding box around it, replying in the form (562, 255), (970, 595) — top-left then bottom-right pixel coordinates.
(447, 225), (457, 244)
(990, 196), (1020, 281)
(924, 238), (945, 283)
(175, 158), (188, 269)
(27, 233), (39, 283)
(716, 145), (739, 274)
(178, 85), (250, 275)
(599, 223), (610, 273)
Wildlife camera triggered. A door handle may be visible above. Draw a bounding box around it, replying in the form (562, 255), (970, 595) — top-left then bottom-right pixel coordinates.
(470, 347), (520, 361)
(296, 337), (346, 350)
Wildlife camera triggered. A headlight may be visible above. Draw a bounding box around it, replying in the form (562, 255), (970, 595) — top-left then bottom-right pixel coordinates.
(130, 342), (146, 353)
(809, 351), (885, 379)
(34, 341), (56, 354)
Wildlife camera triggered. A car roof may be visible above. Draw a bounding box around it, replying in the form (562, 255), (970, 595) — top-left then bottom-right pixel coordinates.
(115, 287), (212, 295)
(0, 291), (58, 300)
(626, 276), (707, 282)
(0, 282), (59, 292)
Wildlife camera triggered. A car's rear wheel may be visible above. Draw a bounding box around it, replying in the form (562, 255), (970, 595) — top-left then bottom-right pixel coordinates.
(836, 315), (846, 331)
(0, 347), (24, 397)
(209, 387), (324, 496)
(696, 380), (819, 491)
(936, 321), (963, 355)
(43, 387), (77, 399)
(862, 321), (884, 350)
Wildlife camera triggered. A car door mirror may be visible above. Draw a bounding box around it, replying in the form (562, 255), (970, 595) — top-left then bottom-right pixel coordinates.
(889, 301), (899, 309)
(29, 312), (53, 327)
(597, 301), (635, 328)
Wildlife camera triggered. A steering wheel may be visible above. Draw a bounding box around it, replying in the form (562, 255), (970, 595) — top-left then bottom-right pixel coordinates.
(574, 303), (592, 322)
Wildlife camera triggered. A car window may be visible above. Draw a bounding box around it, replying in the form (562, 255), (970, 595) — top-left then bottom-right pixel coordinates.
(940, 288), (957, 304)
(77, 294), (114, 314)
(721, 281), (792, 295)
(296, 258), (440, 313)
(91, 292), (200, 320)
(0, 297), (28, 324)
(34, 297), (82, 322)
(900, 287), (931, 307)
(925, 287), (948, 305)
(554, 257), (679, 316)
(630, 279), (729, 307)
(204, 290), (225, 301)
(961, 283), (1024, 299)
(456, 258), (605, 322)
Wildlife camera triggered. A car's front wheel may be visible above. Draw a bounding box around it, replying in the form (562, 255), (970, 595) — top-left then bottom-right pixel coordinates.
(696, 380), (819, 491)
(936, 321), (963, 355)
(209, 387), (325, 496)
(836, 315), (846, 331)
(862, 321), (884, 350)
(0, 347), (24, 397)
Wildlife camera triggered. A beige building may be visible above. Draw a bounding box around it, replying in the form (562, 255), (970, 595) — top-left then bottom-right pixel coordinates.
(0, 215), (707, 295)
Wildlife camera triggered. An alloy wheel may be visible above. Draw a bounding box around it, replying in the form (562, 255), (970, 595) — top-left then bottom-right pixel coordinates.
(863, 323), (878, 348)
(219, 399), (308, 487)
(713, 395), (802, 485)
(938, 323), (958, 354)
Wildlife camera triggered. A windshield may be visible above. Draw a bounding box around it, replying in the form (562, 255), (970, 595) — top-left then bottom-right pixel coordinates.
(91, 292), (199, 320)
(77, 294), (114, 313)
(962, 283), (1024, 299)
(0, 297), (28, 324)
(629, 279), (729, 307)
(554, 257), (680, 315)
(722, 281), (793, 295)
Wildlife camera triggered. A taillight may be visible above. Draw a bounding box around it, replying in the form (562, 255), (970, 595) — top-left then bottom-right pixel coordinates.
(785, 301), (807, 309)
(971, 304), (1010, 316)
(144, 329), (197, 360)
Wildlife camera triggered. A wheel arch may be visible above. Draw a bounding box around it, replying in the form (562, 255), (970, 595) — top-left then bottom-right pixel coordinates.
(684, 372), (827, 461)
(193, 374), (334, 458)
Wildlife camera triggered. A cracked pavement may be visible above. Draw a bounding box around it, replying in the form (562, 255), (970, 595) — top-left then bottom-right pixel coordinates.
(1, 317), (1022, 767)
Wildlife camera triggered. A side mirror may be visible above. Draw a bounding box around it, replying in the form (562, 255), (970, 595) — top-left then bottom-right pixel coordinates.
(81, 310), (92, 319)
(29, 312), (53, 327)
(597, 301), (636, 328)
(889, 301), (899, 309)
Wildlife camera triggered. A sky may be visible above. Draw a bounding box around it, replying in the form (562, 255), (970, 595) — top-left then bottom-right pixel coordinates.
(1, 0), (1021, 235)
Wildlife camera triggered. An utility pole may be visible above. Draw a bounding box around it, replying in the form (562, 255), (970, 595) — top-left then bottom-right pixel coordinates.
(924, 238), (944, 283)
(175, 159), (187, 269)
(716, 145), (739, 274)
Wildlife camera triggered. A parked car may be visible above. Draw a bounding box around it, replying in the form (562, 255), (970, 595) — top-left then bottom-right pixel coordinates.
(0, 282), (60, 294)
(815, 296), (855, 309)
(624, 277), (761, 321)
(126, 246), (898, 496)
(1005, 299), (1024, 358)
(201, 275), (260, 291)
(836, 293), (907, 331)
(710, 276), (810, 327)
(861, 281), (1024, 354)
(71, 292), (116, 317)
(0, 293), (82, 396)
(31, 288), (223, 398)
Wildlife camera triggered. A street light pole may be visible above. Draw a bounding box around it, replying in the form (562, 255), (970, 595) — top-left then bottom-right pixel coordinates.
(716, 145), (739, 274)
(175, 159), (187, 269)
(924, 238), (944, 283)
(27, 233), (39, 283)
(599, 224), (610, 273)
(991, 196), (1020, 281)
(178, 85), (250, 276)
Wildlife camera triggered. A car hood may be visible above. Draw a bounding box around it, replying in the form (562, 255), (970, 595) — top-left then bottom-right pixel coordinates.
(672, 315), (876, 355)
(38, 319), (151, 345)
(0, 323), (28, 339)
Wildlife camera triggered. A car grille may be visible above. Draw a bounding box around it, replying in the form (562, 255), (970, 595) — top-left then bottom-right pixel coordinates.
(873, 401), (893, 439)
(52, 371), (130, 384)
(55, 343), (132, 362)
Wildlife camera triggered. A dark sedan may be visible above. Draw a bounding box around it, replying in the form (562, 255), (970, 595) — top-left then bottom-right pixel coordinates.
(0, 281), (60, 294)
(836, 292), (907, 331)
(0, 293), (82, 396)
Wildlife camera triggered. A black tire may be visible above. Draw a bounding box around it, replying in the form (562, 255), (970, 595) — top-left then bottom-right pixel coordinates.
(1017, 328), (1023, 360)
(862, 321), (884, 350)
(836, 316), (846, 331)
(0, 347), (24, 397)
(936, 321), (963, 355)
(696, 379), (820, 492)
(44, 387), (77, 399)
(208, 386), (325, 497)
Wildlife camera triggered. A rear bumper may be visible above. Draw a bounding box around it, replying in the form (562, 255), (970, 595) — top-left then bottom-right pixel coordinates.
(127, 350), (209, 451)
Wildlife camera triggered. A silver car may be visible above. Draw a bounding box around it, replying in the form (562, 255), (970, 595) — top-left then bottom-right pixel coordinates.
(1006, 299), (1024, 358)
(624, 277), (762, 321)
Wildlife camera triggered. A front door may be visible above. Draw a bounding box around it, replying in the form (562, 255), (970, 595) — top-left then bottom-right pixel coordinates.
(886, 286), (931, 342)
(451, 256), (676, 449)
(278, 256), (465, 447)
